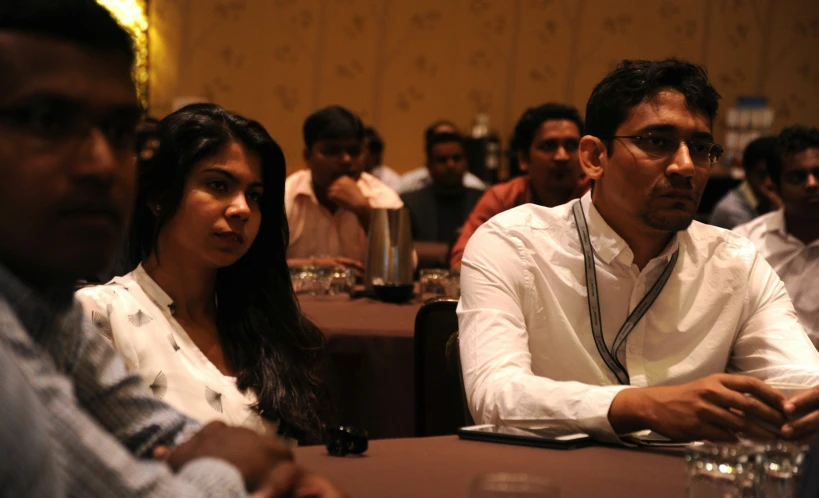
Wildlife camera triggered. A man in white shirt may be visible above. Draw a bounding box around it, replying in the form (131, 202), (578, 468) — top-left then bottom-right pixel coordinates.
(734, 125), (819, 346)
(285, 106), (403, 268)
(459, 58), (819, 444)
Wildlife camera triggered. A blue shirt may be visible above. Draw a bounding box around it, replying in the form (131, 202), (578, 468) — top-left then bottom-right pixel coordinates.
(0, 264), (247, 497)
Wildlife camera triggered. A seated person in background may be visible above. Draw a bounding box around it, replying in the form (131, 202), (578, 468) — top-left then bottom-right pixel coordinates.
(363, 126), (402, 191)
(0, 1), (340, 495)
(77, 104), (330, 444)
(734, 125), (819, 347)
(450, 103), (590, 269)
(401, 131), (483, 244)
(285, 105), (403, 269)
(397, 119), (487, 194)
(709, 135), (782, 228)
(459, 58), (819, 444)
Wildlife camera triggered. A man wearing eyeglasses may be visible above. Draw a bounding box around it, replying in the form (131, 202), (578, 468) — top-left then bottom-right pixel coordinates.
(285, 105), (403, 271)
(734, 125), (819, 348)
(459, 59), (819, 444)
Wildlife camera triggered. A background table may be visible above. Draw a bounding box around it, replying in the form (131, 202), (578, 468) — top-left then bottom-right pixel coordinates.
(295, 436), (687, 498)
(299, 296), (423, 439)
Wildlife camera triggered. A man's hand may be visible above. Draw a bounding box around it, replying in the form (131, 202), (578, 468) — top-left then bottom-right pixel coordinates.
(327, 176), (372, 229)
(782, 386), (819, 440)
(166, 422), (294, 493)
(327, 176), (369, 214)
(609, 374), (787, 441)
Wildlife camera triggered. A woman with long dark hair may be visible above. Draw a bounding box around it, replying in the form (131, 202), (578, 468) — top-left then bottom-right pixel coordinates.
(77, 103), (330, 444)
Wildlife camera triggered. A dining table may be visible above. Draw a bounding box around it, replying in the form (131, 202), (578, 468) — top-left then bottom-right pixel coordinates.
(294, 435), (688, 497)
(299, 294), (424, 439)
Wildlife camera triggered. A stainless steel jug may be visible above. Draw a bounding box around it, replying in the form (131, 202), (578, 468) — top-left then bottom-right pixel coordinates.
(364, 208), (414, 302)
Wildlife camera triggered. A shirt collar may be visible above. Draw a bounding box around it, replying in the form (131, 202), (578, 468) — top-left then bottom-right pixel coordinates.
(581, 191), (679, 266)
(132, 263), (176, 315)
(761, 209), (787, 236)
(292, 169), (319, 204)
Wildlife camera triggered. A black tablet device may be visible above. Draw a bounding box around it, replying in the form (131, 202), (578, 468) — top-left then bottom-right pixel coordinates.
(457, 424), (593, 450)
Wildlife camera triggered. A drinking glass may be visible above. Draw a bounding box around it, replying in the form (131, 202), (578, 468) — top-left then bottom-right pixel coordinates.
(470, 473), (560, 498)
(290, 266), (324, 296)
(419, 269), (449, 300)
(758, 440), (809, 498)
(443, 270), (461, 298)
(757, 381), (811, 497)
(325, 267), (355, 297)
(685, 443), (758, 498)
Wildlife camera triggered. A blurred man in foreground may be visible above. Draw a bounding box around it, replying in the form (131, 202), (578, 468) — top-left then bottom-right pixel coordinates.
(0, 1), (341, 496)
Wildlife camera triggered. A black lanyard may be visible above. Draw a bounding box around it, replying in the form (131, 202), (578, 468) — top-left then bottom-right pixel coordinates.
(571, 202), (679, 385)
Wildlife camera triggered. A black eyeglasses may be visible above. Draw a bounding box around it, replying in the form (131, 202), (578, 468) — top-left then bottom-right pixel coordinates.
(783, 167), (819, 186)
(601, 132), (723, 166)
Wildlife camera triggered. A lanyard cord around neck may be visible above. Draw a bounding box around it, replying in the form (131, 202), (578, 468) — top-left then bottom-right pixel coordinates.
(571, 201), (679, 385)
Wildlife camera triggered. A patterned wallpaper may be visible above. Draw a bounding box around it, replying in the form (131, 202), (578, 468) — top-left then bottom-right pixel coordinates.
(148, 0), (819, 175)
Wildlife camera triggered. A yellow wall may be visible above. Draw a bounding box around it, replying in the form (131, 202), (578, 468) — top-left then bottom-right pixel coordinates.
(149, 0), (819, 176)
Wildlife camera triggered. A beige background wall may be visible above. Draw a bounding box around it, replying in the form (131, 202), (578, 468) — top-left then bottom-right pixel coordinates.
(149, 0), (819, 176)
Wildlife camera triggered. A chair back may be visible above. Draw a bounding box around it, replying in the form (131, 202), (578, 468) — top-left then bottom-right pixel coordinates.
(414, 297), (474, 436)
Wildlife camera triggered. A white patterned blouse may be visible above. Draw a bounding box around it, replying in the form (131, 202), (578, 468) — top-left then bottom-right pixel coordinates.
(76, 264), (276, 435)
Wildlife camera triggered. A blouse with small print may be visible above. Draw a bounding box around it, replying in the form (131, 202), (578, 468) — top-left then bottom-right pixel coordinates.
(76, 264), (277, 436)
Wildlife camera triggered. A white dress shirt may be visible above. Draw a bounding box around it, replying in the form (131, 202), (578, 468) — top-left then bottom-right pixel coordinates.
(76, 265), (275, 435)
(734, 210), (819, 344)
(458, 192), (819, 442)
(284, 170), (403, 261)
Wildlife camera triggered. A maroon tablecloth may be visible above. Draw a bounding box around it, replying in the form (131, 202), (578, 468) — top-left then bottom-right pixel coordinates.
(299, 296), (423, 439)
(295, 436), (687, 498)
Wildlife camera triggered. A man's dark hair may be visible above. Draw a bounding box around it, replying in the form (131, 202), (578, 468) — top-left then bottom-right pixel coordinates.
(770, 125), (819, 186)
(424, 120), (460, 149)
(510, 103), (584, 158)
(0, 0), (135, 65)
(585, 59), (721, 154)
(364, 126), (384, 154)
(425, 131), (465, 159)
(302, 105), (363, 149)
(742, 136), (780, 175)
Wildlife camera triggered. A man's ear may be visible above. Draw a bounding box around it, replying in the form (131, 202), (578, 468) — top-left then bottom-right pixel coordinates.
(579, 135), (607, 182)
(517, 149), (529, 172)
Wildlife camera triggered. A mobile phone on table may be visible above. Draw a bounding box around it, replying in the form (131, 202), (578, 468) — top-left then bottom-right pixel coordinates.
(457, 424), (592, 450)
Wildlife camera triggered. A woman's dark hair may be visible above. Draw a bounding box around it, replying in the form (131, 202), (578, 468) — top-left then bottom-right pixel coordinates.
(302, 105), (363, 149)
(510, 103), (584, 159)
(585, 58), (721, 154)
(126, 103), (330, 443)
(770, 125), (819, 187)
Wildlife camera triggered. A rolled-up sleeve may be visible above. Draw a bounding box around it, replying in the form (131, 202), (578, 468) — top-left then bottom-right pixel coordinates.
(458, 220), (632, 442)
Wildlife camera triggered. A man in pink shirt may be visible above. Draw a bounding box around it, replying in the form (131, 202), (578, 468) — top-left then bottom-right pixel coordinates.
(285, 106), (403, 269)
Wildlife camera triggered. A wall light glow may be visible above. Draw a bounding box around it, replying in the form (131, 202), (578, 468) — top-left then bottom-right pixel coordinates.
(97, 0), (150, 111)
